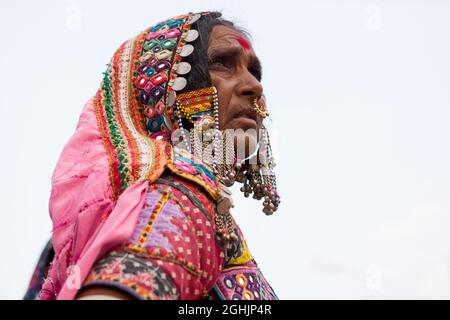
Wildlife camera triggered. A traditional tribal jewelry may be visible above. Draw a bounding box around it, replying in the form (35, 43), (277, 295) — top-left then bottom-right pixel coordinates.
(216, 130), (239, 187)
(175, 104), (191, 153)
(176, 87), (216, 123)
(253, 97), (269, 119)
(174, 86), (239, 244)
(215, 184), (239, 243)
(260, 126), (280, 215)
(211, 88), (221, 173)
(237, 126), (279, 215)
(173, 86), (281, 245)
(130, 11), (280, 259)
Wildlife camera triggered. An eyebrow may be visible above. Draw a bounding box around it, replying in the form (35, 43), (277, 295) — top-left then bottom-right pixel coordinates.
(208, 46), (263, 80)
(208, 46), (243, 61)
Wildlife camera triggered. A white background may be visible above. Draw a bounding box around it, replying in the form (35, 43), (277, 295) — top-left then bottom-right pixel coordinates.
(1, 0), (450, 299)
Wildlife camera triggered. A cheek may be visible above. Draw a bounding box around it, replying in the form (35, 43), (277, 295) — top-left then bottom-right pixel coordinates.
(218, 90), (232, 129)
(210, 73), (233, 128)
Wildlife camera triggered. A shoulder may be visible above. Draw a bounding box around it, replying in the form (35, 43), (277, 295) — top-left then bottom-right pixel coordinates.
(165, 146), (220, 201)
(82, 173), (226, 299)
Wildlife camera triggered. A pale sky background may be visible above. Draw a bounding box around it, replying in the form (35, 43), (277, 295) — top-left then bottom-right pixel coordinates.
(1, 0), (450, 299)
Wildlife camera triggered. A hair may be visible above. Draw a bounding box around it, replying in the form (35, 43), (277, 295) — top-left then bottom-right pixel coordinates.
(181, 11), (251, 92)
(178, 12), (250, 129)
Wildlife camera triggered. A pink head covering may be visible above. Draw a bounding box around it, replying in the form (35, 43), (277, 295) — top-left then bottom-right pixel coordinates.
(40, 12), (220, 299)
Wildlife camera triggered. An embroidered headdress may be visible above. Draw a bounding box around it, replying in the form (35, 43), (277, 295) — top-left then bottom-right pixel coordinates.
(40, 12), (279, 300)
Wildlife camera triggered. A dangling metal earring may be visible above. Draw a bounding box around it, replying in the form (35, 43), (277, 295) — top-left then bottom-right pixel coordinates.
(175, 86), (219, 160)
(239, 125), (280, 215)
(173, 86), (241, 257)
(260, 125), (280, 215)
(211, 87), (221, 173)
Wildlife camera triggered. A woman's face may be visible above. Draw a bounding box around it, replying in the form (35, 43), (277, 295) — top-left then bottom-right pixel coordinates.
(208, 25), (265, 133)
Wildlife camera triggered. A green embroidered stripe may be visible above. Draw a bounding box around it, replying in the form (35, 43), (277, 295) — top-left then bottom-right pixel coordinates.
(101, 60), (133, 194)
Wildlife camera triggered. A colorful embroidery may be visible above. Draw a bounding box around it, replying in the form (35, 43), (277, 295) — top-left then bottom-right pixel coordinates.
(93, 13), (210, 200)
(127, 186), (203, 276)
(83, 177), (226, 299)
(94, 42), (165, 199)
(131, 190), (170, 252)
(133, 13), (208, 136)
(83, 249), (179, 300)
(37, 11), (279, 301)
(176, 87), (216, 123)
(212, 264), (279, 300)
(165, 144), (219, 200)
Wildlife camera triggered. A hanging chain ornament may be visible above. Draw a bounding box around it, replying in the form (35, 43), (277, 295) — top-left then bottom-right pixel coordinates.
(174, 87), (280, 253)
(175, 87), (239, 247)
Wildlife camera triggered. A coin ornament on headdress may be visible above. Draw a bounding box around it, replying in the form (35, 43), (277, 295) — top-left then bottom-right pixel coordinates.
(132, 12), (205, 137)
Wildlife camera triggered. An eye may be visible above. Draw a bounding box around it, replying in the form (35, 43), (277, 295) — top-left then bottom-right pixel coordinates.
(209, 56), (230, 69)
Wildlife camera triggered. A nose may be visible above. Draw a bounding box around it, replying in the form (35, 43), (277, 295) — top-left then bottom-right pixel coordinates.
(236, 68), (263, 101)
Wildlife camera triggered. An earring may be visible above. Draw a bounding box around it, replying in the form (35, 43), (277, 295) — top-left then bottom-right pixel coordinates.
(238, 126), (279, 215)
(260, 125), (280, 215)
(175, 86), (218, 157)
(174, 86), (239, 249)
(215, 129), (239, 187)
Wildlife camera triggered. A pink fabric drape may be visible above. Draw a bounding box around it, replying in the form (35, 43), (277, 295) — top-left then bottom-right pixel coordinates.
(40, 98), (150, 300)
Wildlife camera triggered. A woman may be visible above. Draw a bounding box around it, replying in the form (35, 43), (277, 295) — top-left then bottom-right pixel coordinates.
(27, 11), (280, 300)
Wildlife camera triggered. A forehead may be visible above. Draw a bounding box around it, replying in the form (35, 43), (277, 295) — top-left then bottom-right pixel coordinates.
(208, 25), (256, 55)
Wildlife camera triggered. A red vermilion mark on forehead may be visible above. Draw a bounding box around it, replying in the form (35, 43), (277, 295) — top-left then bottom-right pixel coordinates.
(237, 36), (251, 50)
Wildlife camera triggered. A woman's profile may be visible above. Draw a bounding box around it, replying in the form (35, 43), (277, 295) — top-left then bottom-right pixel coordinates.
(25, 11), (280, 300)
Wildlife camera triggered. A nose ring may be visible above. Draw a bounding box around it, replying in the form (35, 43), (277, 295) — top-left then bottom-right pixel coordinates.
(253, 98), (269, 119)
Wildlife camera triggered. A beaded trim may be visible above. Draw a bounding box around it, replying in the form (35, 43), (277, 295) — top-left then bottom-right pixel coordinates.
(125, 244), (202, 276)
(94, 10), (278, 224)
(132, 12), (209, 136)
(131, 190), (170, 252)
(94, 67), (166, 200)
(94, 12), (213, 199)
(165, 144), (219, 200)
(176, 87), (216, 123)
